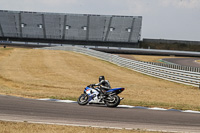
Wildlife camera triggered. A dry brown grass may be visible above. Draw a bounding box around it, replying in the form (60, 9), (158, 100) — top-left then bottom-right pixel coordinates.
(0, 47), (200, 110)
(122, 54), (189, 63)
(0, 121), (160, 133)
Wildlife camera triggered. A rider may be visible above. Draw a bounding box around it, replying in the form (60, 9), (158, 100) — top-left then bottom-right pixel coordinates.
(91, 76), (111, 94)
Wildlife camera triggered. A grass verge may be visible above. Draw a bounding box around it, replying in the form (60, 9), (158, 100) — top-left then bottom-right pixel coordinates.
(0, 47), (200, 111)
(0, 121), (163, 133)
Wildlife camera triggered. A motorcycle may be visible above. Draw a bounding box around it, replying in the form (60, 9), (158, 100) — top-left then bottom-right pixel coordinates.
(77, 84), (125, 107)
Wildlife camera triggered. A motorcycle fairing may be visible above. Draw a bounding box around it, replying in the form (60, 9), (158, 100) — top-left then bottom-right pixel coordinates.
(84, 87), (100, 103)
(106, 88), (125, 94)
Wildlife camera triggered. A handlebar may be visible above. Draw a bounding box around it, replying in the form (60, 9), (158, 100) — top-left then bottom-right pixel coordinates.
(87, 84), (99, 88)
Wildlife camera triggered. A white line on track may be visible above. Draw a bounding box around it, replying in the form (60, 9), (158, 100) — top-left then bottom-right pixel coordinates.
(38, 98), (200, 114)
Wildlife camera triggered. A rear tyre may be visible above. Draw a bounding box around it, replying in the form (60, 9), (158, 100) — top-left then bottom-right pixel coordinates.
(105, 95), (120, 107)
(77, 94), (89, 105)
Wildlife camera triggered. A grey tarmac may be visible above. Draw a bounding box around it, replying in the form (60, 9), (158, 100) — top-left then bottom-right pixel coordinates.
(0, 95), (200, 132)
(163, 58), (200, 67)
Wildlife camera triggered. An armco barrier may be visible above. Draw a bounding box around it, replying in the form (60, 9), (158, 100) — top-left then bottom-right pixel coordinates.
(41, 46), (200, 87)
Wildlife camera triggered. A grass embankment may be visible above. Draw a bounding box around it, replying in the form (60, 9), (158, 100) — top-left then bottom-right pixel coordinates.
(119, 54), (189, 63)
(0, 47), (200, 111)
(0, 121), (160, 133)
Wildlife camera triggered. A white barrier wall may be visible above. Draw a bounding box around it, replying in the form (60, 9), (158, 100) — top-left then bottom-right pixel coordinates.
(41, 46), (200, 87)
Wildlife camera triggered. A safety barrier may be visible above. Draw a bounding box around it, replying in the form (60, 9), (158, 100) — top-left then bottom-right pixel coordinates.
(41, 46), (200, 87)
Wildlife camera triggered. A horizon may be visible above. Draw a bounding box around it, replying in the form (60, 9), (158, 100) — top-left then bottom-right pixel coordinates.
(0, 0), (199, 41)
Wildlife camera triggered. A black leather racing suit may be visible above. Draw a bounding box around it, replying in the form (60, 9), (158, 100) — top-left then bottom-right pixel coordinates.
(95, 80), (111, 93)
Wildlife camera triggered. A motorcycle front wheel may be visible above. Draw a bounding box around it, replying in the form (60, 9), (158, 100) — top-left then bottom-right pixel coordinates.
(105, 95), (120, 107)
(77, 94), (89, 105)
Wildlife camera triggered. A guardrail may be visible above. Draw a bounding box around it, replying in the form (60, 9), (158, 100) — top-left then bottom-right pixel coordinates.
(41, 46), (200, 87)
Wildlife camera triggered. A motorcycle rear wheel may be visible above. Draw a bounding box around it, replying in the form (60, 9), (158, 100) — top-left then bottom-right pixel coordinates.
(77, 94), (89, 105)
(105, 95), (120, 107)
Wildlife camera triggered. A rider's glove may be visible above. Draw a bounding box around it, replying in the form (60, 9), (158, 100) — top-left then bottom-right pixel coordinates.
(90, 84), (95, 87)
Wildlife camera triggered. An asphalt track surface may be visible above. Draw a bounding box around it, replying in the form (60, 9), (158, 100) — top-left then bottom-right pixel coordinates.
(163, 58), (200, 67)
(0, 95), (200, 132)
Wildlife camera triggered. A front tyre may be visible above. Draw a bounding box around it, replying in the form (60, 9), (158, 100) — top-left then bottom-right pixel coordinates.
(105, 95), (120, 107)
(77, 94), (89, 105)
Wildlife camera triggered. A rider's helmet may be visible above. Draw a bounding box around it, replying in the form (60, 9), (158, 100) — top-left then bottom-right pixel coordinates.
(99, 76), (105, 82)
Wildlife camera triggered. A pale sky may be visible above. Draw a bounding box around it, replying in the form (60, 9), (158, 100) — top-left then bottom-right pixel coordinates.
(0, 0), (200, 41)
